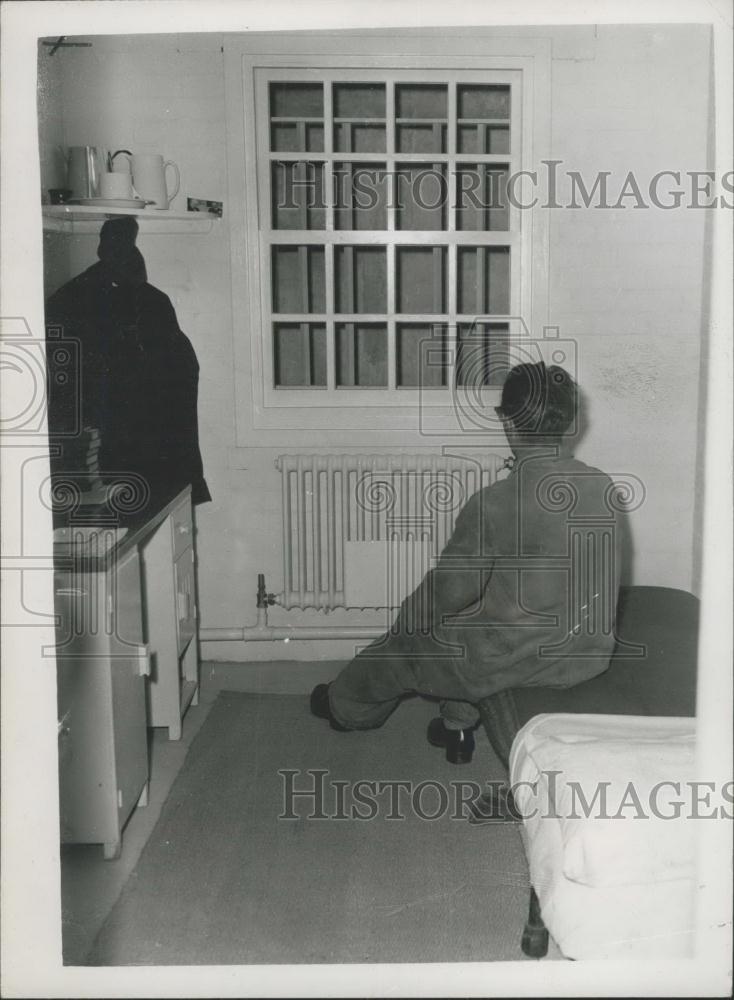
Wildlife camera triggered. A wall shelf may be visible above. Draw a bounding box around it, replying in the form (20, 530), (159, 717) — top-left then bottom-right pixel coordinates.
(42, 204), (221, 235)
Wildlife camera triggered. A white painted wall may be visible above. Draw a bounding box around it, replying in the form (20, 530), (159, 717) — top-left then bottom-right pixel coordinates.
(38, 24), (711, 662)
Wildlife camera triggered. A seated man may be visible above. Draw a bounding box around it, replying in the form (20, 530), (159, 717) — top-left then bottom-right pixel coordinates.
(311, 361), (621, 764)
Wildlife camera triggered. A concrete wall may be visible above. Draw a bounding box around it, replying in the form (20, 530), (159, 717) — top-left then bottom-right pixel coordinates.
(38, 24), (711, 662)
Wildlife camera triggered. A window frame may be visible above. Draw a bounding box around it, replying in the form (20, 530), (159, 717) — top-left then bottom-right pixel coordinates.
(225, 37), (551, 446)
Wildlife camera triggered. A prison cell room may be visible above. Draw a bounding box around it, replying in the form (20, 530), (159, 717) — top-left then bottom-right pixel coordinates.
(34, 21), (714, 972)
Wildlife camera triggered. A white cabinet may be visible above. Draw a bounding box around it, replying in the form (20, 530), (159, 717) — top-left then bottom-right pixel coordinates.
(56, 542), (150, 861)
(55, 487), (199, 859)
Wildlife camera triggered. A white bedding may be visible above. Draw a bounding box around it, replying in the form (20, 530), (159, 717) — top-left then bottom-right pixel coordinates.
(510, 714), (697, 959)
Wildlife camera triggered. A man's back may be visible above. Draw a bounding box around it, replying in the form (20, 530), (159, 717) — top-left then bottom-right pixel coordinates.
(432, 450), (621, 695)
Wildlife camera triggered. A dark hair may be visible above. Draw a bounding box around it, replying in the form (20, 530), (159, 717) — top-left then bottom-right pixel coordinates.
(500, 362), (577, 438)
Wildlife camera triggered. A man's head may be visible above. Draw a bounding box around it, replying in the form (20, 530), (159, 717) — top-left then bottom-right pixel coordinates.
(497, 362), (577, 453)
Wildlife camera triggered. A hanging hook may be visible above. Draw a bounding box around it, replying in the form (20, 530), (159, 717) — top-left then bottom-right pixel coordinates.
(42, 37), (93, 55)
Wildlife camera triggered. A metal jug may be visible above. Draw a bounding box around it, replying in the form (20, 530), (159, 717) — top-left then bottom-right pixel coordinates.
(65, 146), (105, 200)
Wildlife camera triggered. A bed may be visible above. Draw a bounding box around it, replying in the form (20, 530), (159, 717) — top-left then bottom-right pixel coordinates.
(478, 585), (700, 959)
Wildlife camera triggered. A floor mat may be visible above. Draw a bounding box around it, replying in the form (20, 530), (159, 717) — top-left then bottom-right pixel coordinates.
(86, 691), (532, 965)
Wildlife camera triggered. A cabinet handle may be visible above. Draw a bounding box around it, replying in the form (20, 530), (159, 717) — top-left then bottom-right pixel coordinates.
(177, 524), (190, 535)
(135, 643), (151, 676)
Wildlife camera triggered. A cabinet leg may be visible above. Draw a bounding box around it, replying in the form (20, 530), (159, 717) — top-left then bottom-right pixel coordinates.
(137, 780), (150, 808)
(103, 839), (122, 861)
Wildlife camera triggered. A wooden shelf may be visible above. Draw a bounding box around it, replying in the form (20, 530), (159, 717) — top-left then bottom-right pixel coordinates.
(42, 204), (220, 235)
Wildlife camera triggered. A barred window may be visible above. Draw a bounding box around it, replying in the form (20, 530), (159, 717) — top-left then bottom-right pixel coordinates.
(229, 43), (550, 440)
(255, 71), (521, 393)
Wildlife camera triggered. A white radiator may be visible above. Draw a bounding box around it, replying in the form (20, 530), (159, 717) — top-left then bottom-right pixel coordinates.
(275, 453), (506, 610)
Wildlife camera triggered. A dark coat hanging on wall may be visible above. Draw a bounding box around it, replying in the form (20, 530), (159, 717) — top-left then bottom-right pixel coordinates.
(45, 219), (211, 513)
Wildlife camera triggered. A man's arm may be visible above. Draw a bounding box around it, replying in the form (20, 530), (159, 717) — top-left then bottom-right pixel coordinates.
(398, 490), (494, 632)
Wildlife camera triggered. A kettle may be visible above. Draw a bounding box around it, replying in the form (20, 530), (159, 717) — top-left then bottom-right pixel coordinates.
(64, 146), (106, 200)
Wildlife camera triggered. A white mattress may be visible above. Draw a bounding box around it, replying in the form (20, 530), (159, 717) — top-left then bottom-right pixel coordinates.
(510, 713), (697, 959)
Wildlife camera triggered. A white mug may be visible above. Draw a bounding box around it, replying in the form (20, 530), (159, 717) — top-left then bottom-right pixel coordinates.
(100, 171), (134, 200)
(131, 153), (180, 210)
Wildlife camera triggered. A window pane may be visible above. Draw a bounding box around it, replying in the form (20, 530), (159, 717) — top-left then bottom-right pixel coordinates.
(396, 324), (447, 387)
(270, 83), (324, 153)
(272, 246), (325, 313)
(455, 164), (509, 231)
(334, 163), (387, 230)
(396, 247), (446, 313)
(456, 323), (510, 387)
(457, 247), (510, 314)
(334, 122), (386, 153)
(395, 164), (447, 230)
(333, 83), (386, 152)
(457, 84), (510, 120)
(333, 83), (385, 118)
(335, 247), (387, 314)
(274, 323), (327, 386)
(457, 124), (509, 154)
(270, 82), (324, 118)
(336, 323), (387, 386)
(396, 124), (447, 154)
(271, 161), (326, 229)
(396, 84), (447, 119)
(396, 84), (447, 154)
(271, 122), (324, 153)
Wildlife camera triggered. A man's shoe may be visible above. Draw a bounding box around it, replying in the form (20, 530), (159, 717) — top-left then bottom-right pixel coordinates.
(310, 683), (349, 731)
(426, 717), (476, 764)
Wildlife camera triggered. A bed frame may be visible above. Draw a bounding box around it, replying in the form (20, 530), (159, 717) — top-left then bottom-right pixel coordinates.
(478, 586), (700, 959)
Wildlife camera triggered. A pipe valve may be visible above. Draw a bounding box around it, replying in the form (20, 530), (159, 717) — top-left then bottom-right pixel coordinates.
(256, 573), (277, 608)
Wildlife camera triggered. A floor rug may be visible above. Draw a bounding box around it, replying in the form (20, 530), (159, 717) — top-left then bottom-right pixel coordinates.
(87, 690), (532, 965)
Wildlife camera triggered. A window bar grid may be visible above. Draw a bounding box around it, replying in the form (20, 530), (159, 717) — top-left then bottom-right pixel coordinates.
(432, 247), (443, 313)
(447, 80), (458, 389)
(386, 242), (396, 389)
(324, 243), (336, 389)
(298, 243), (311, 384)
(263, 73), (519, 398)
(385, 79), (396, 234)
(297, 161), (310, 231)
(324, 81), (335, 232)
(433, 160), (444, 231)
(446, 82), (457, 235)
(343, 246), (356, 384)
(476, 246), (486, 314)
(447, 256), (458, 388)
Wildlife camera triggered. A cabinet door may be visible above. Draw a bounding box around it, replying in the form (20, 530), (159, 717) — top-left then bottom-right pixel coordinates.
(56, 569), (118, 845)
(174, 546), (197, 654)
(109, 547), (149, 827)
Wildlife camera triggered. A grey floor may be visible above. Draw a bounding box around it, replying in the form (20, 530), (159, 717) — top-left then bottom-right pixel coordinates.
(60, 659), (561, 964)
(60, 659), (348, 964)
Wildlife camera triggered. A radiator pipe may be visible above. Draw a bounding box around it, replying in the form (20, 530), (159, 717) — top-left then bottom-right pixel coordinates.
(201, 572), (385, 641)
(199, 606), (384, 643)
